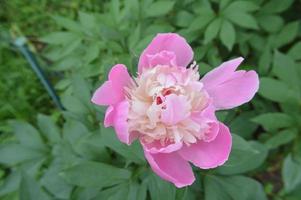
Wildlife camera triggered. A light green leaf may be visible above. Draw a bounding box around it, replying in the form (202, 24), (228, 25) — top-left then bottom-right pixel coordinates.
(146, 174), (176, 200)
(220, 20), (236, 50)
(0, 144), (45, 166)
(61, 161), (131, 187)
(273, 51), (300, 89)
(10, 121), (45, 150)
(100, 127), (145, 164)
(20, 173), (51, 200)
(40, 32), (80, 45)
(282, 154), (301, 193)
(85, 42), (100, 63)
(252, 112), (294, 131)
(79, 11), (96, 31)
(37, 114), (61, 143)
(204, 18), (222, 44)
(205, 175), (267, 200)
(52, 15), (82, 32)
(265, 129), (297, 149)
(259, 77), (298, 103)
(216, 135), (267, 175)
(145, 1), (175, 17)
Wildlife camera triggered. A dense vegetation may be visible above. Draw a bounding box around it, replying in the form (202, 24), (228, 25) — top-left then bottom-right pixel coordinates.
(0, 0), (301, 199)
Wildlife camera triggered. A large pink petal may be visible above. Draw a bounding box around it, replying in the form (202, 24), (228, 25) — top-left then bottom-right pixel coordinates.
(201, 57), (244, 89)
(178, 123), (232, 169)
(113, 100), (137, 145)
(141, 139), (183, 154)
(201, 58), (259, 110)
(138, 33), (193, 72)
(91, 81), (121, 105)
(91, 64), (131, 106)
(144, 150), (195, 188)
(109, 64), (131, 92)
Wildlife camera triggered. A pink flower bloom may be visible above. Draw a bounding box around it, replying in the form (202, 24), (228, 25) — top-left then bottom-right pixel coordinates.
(91, 33), (259, 187)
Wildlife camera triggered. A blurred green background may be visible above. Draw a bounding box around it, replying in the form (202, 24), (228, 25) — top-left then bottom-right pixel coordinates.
(0, 0), (301, 199)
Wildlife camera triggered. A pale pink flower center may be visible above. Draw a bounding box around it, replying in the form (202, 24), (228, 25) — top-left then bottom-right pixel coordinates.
(126, 64), (210, 145)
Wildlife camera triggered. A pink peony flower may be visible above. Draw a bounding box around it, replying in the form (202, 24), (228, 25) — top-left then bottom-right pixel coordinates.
(91, 33), (259, 187)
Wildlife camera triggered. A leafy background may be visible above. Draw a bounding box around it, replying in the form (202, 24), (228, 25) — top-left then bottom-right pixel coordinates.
(0, 0), (301, 199)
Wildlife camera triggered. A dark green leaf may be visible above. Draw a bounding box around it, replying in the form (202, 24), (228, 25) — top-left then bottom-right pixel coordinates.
(223, 1), (259, 12)
(204, 18), (222, 44)
(224, 12), (258, 29)
(146, 174), (176, 200)
(288, 42), (301, 60)
(274, 21), (299, 48)
(145, 1), (175, 17)
(220, 20), (236, 50)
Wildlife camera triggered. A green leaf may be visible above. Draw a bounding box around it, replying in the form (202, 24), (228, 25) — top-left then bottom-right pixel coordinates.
(265, 129), (297, 149)
(61, 161), (131, 187)
(282, 154), (301, 193)
(146, 173), (176, 200)
(259, 77), (298, 103)
(229, 112), (258, 139)
(145, 1), (175, 17)
(216, 135), (267, 175)
(261, 0), (294, 14)
(288, 42), (301, 61)
(20, 173), (51, 200)
(224, 11), (258, 29)
(204, 175), (267, 200)
(52, 15), (82, 32)
(37, 114), (61, 143)
(252, 113), (294, 131)
(85, 42), (100, 63)
(220, 20), (236, 50)
(174, 11), (194, 28)
(204, 18), (222, 44)
(188, 8), (215, 31)
(223, 1), (259, 12)
(100, 127), (145, 164)
(79, 11), (97, 31)
(257, 15), (284, 33)
(258, 47), (272, 74)
(63, 120), (89, 146)
(40, 32), (80, 45)
(0, 171), (21, 196)
(40, 161), (73, 199)
(273, 51), (300, 89)
(0, 143), (45, 166)
(10, 121), (45, 150)
(274, 21), (299, 48)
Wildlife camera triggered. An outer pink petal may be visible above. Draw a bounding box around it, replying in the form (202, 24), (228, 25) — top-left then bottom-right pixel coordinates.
(201, 57), (244, 89)
(201, 57), (259, 110)
(138, 33), (193, 72)
(144, 150), (195, 188)
(141, 139), (183, 154)
(113, 101), (137, 145)
(178, 123), (232, 169)
(109, 64), (131, 92)
(91, 81), (120, 105)
(104, 106), (115, 127)
(91, 64), (131, 106)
